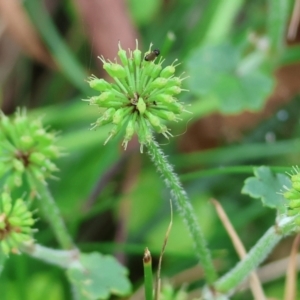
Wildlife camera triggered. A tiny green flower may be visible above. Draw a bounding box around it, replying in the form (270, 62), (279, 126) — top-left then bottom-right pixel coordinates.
(0, 109), (61, 189)
(0, 192), (36, 255)
(86, 41), (188, 152)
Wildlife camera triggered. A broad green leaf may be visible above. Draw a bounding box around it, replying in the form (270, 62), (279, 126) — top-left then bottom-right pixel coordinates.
(241, 166), (290, 213)
(67, 252), (131, 300)
(186, 43), (274, 114)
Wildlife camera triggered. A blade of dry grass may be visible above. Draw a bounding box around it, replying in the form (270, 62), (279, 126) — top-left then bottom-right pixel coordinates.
(284, 234), (300, 300)
(287, 0), (300, 40)
(211, 199), (266, 300)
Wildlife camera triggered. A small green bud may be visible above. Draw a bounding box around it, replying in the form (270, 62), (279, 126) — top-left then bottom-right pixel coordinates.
(287, 208), (300, 216)
(14, 115), (28, 133)
(104, 108), (116, 119)
(284, 189), (300, 200)
(152, 124), (170, 138)
(103, 63), (127, 78)
(44, 160), (58, 172)
(145, 111), (160, 127)
(150, 64), (162, 79)
(12, 199), (28, 216)
(164, 101), (184, 114)
(137, 98), (146, 115)
(42, 145), (60, 158)
(148, 78), (168, 90)
(128, 59), (134, 73)
(291, 174), (300, 183)
(22, 217), (36, 227)
(33, 130), (53, 145)
(123, 117), (136, 150)
(32, 128), (46, 138)
(91, 108), (116, 130)
(295, 215), (300, 226)
(29, 119), (42, 132)
(0, 112), (11, 133)
(164, 86), (182, 95)
(2, 193), (12, 214)
(7, 216), (22, 226)
(2, 192), (11, 201)
(30, 152), (45, 165)
(88, 77), (112, 92)
(30, 167), (46, 183)
(143, 62), (155, 76)
(152, 94), (174, 105)
(113, 107), (132, 124)
(104, 122), (125, 145)
(137, 118), (153, 150)
(292, 181), (300, 191)
(133, 48), (142, 67)
(149, 109), (177, 121)
(166, 77), (182, 87)
(91, 92), (115, 106)
(20, 135), (34, 149)
(289, 199), (300, 209)
(160, 66), (175, 78)
(13, 159), (24, 172)
(118, 48), (128, 66)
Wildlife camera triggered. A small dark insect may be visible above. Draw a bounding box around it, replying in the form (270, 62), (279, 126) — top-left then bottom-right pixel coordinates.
(144, 49), (160, 61)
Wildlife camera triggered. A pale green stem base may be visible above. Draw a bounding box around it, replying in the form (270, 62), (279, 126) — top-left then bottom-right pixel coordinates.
(22, 243), (79, 268)
(26, 172), (74, 250)
(214, 225), (282, 293)
(146, 139), (217, 284)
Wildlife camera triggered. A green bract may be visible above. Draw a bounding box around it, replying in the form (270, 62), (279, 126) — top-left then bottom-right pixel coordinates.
(86, 41), (187, 152)
(0, 192), (36, 255)
(0, 109), (61, 189)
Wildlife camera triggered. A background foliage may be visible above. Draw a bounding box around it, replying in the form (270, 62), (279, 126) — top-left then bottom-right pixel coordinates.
(0, 0), (300, 299)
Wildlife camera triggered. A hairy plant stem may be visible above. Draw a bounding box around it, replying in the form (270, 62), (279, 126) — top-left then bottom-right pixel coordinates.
(26, 172), (74, 250)
(214, 225), (282, 293)
(146, 139), (217, 284)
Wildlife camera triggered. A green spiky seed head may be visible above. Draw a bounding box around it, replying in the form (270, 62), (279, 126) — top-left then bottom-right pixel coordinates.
(0, 193), (36, 255)
(0, 108), (61, 189)
(85, 40), (188, 152)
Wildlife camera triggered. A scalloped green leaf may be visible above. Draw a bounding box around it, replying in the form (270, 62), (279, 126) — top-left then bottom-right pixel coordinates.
(66, 252), (131, 300)
(186, 43), (274, 114)
(241, 166), (290, 213)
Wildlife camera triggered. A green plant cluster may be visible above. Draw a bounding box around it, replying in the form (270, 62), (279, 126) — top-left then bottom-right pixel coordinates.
(86, 42), (187, 152)
(283, 168), (300, 224)
(0, 109), (61, 189)
(1, 0), (300, 299)
(0, 193), (35, 255)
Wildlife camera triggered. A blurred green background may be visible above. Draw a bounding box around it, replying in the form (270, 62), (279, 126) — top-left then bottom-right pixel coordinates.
(0, 0), (300, 299)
